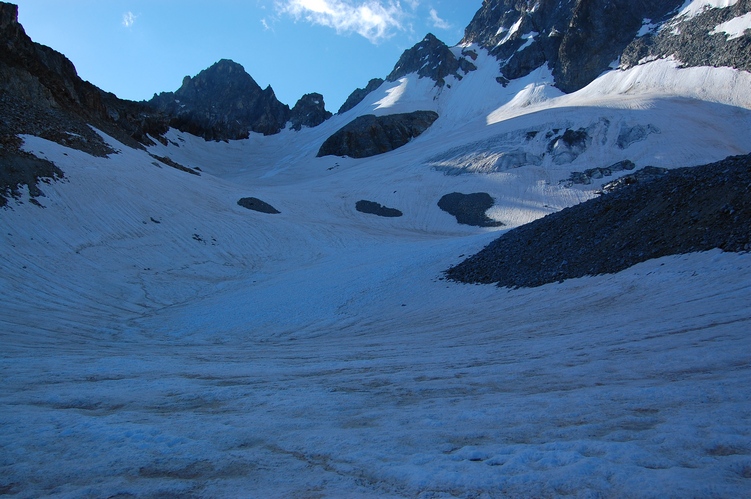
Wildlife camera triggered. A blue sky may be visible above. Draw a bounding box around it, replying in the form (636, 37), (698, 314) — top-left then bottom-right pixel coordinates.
(13, 1), (482, 111)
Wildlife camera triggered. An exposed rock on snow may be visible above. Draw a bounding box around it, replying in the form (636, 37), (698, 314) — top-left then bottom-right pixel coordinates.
(355, 200), (403, 218)
(387, 33), (476, 87)
(621, 0), (751, 72)
(437, 192), (504, 227)
(289, 92), (332, 131)
(600, 165), (669, 192)
(447, 154), (751, 288)
(237, 197), (280, 214)
(0, 139), (63, 207)
(562, 160), (637, 186)
(337, 78), (384, 115)
(317, 111), (439, 158)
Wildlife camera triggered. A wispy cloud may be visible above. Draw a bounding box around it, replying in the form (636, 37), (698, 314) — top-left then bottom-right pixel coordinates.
(428, 8), (450, 30)
(122, 11), (137, 28)
(276, 0), (410, 44)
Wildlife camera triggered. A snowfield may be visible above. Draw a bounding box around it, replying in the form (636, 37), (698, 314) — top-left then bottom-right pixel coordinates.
(2, 53), (751, 497)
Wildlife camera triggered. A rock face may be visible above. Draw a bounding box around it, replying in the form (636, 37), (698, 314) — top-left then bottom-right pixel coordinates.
(337, 78), (384, 114)
(0, 1), (168, 205)
(462, 0), (686, 92)
(621, 0), (751, 73)
(446, 154), (751, 288)
(289, 93), (332, 131)
(149, 59), (291, 140)
(387, 33), (477, 87)
(317, 111), (439, 158)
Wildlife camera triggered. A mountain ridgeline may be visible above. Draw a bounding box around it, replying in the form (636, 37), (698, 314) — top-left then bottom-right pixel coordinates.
(148, 60), (332, 140)
(1, 0), (750, 203)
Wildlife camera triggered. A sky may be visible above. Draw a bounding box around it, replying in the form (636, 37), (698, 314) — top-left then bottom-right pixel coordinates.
(13, 0), (482, 112)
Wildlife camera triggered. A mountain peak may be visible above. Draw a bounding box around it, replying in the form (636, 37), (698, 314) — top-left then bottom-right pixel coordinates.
(149, 59), (290, 139)
(387, 32), (476, 86)
(290, 92), (332, 131)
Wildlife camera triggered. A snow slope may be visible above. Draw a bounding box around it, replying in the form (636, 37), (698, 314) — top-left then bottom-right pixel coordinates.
(2, 51), (751, 497)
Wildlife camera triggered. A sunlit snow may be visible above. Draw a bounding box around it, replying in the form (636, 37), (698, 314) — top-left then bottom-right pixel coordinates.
(2, 46), (751, 498)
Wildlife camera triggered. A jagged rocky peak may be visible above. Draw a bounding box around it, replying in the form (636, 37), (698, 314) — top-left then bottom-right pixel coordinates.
(289, 92), (332, 131)
(149, 59), (291, 140)
(462, 0), (686, 92)
(337, 78), (384, 114)
(387, 33), (476, 87)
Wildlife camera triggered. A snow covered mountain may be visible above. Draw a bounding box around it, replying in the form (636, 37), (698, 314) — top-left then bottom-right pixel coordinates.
(2, 1), (751, 497)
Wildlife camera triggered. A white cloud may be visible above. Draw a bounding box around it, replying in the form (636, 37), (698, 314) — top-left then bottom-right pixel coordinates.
(428, 8), (451, 30)
(122, 11), (137, 28)
(276, 0), (409, 43)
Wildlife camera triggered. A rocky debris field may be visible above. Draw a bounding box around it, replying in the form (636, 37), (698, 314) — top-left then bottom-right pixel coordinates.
(446, 154), (751, 288)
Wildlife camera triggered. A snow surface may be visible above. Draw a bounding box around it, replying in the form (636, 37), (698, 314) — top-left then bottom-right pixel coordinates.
(678, 0), (740, 19)
(2, 48), (751, 497)
(711, 11), (751, 39)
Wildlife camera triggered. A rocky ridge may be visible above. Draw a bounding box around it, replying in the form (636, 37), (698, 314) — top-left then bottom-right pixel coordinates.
(446, 154), (751, 288)
(148, 59), (291, 140)
(387, 33), (477, 87)
(0, 1), (169, 206)
(289, 93), (332, 131)
(337, 78), (384, 115)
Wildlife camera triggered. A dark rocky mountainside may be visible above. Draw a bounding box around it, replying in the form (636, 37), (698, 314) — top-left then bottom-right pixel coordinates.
(337, 78), (384, 115)
(446, 154), (751, 288)
(317, 111), (439, 159)
(289, 93), (332, 131)
(621, 0), (751, 72)
(462, 0), (749, 93)
(148, 59), (291, 140)
(387, 33), (477, 87)
(0, 1), (168, 206)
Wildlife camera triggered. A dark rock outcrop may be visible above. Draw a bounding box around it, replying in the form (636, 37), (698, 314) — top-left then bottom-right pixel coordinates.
(337, 78), (384, 114)
(149, 59), (290, 140)
(355, 200), (403, 218)
(438, 192), (503, 227)
(237, 197), (280, 214)
(562, 160), (636, 186)
(0, 137), (63, 207)
(317, 111), (439, 158)
(446, 154), (751, 288)
(387, 33), (476, 87)
(289, 93), (332, 131)
(461, 0), (685, 93)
